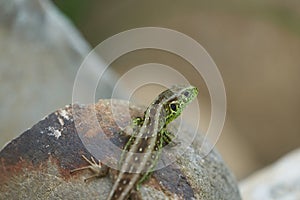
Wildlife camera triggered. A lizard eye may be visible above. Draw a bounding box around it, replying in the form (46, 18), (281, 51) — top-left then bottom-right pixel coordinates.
(170, 103), (178, 112)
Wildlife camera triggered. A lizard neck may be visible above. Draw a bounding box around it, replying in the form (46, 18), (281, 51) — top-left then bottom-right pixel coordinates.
(138, 103), (166, 138)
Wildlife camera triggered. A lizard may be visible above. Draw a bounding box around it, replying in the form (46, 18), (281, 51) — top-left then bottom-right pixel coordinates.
(71, 85), (198, 200)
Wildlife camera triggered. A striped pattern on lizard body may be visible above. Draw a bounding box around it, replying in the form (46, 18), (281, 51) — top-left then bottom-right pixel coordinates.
(71, 85), (198, 200)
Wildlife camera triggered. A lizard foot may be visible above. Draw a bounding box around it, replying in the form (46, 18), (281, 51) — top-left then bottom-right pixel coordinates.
(70, 155), (108, 182)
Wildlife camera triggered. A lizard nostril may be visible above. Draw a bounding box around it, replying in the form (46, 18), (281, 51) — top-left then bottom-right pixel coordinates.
(183, 91), (189, 97)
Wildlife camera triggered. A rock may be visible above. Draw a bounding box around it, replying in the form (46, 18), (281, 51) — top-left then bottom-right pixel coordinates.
(0, 0), (120, 148)
(0, 100), (241, 200)
(240, 148), (300, 200)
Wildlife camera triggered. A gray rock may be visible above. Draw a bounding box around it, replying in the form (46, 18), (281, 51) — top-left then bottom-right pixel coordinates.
(0, 100), (241, 200)
(240, 148), (300, 200)
(0, 0), (120, 148)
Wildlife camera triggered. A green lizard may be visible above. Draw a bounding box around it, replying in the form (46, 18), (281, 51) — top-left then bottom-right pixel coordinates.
(71, 85), (198, 200)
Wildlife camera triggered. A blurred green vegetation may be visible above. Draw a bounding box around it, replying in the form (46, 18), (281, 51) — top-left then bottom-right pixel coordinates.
(53, 0), (92, 25)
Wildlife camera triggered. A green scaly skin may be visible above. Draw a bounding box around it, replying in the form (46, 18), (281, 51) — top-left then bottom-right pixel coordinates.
(71, 85), (198, 200)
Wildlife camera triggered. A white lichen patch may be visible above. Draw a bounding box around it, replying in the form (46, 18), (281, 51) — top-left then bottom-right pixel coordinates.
(55, 109), (71, 120)
(54, 108), (73, 126)
(58, 109), (70, 120)
(47, 127), (62, 139)
(57, 116), (64, 126)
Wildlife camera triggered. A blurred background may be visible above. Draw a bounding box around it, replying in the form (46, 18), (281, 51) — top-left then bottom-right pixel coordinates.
(1, 0), (300, 180)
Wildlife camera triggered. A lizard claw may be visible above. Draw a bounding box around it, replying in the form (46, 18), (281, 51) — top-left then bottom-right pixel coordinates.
(70, 154), (108, 181)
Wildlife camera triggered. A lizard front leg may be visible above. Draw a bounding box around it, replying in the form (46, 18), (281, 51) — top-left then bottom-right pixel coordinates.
(161, 127), (179, 147)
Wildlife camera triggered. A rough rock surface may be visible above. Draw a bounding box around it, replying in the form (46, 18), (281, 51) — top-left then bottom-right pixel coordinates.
(240, 148), (300, 200)
(0, 100), (241, 200)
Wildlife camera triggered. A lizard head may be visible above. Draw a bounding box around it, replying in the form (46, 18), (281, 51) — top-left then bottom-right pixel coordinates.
(155, 85), (198, 125)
